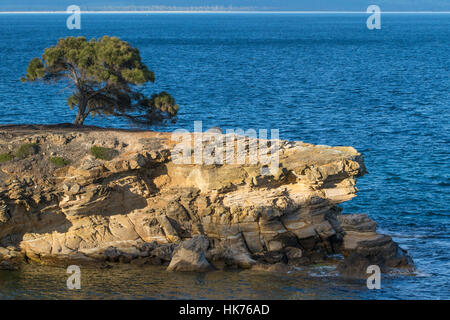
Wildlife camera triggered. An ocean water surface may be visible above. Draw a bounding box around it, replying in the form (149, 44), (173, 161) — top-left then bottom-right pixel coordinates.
(0, 13), (448, 299)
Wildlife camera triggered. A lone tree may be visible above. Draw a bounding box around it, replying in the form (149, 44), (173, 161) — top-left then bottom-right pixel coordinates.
(22, 36), (179, 126)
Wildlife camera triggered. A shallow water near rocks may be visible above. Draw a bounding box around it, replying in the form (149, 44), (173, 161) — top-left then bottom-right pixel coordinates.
(0, 264), (429, 300)
(0, 13), (448, 299)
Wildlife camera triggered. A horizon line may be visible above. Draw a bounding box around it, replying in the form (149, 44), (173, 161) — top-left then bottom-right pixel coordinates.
(1, 10), (450, 14)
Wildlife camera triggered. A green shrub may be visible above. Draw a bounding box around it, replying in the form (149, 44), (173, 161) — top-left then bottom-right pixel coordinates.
(15, 143), (39, 159)
(0, 153), (14, 163)
(49, 157), (70, 167)
(90, 146), (117, 161)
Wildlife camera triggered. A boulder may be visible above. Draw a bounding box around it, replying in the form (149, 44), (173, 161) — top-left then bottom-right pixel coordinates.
(167, 235), (214, 272)
(207, 234), (256, 269)
(337, 235), (415, 278)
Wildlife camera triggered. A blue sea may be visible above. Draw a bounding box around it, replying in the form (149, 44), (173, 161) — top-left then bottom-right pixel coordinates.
(0, 13), (448, 299)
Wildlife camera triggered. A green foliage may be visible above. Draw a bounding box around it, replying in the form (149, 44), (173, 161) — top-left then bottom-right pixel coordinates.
(20, 58), (45, 82)
(150, 91), (179, 116)
(0, 153), (14, 163)
(49, 157), (70, 167)
(22, 36), (179, 126)
(15, 143), (39, 159)
(90, 146), (117, 161)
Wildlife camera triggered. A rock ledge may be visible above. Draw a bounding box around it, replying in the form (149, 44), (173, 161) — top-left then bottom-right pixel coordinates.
(0, 125), (414, 276)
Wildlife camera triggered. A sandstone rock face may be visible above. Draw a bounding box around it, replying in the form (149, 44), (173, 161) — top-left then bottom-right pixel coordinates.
(0, 125), (414, 276)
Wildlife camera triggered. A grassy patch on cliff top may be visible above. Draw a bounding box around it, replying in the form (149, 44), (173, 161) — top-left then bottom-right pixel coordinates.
(49, 156), (71, 167)
(0, 153), (14, 163)
(15, 143), (40, 159)
(90, 146), (117, 161)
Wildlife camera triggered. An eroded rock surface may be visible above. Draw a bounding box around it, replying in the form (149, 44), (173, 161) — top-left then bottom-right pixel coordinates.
(0, 124), (414, 276)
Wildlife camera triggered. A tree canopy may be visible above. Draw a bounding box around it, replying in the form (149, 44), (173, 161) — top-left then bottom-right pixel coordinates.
(22, 36), (179, 126)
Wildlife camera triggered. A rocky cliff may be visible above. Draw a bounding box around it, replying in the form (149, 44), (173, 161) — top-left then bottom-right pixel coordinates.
(0, 124), (413, 276)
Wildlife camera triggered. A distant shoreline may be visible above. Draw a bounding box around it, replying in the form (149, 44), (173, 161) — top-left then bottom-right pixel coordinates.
(1, 11), (450, 14)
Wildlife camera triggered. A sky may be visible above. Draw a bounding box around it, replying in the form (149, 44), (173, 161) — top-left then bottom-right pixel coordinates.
(1, 1), (449, 11)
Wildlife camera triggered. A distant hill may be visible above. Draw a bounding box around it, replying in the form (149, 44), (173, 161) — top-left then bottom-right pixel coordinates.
(1, 0), (449, 11)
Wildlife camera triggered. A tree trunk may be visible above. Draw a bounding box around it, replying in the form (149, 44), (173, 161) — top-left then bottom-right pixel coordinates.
(73, 102), (88, 125)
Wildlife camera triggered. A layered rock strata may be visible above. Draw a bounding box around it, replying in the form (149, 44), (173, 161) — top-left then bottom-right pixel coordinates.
(0, 125), (414, 276)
